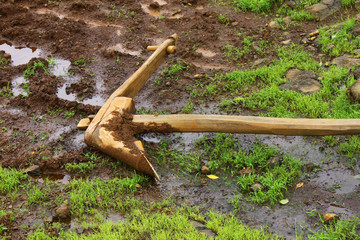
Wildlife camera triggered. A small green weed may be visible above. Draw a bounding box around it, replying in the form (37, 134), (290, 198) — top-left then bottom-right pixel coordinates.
(0, 82), (13, 97)
(338, 136), (360, 168)
(162, 61), (189, 80)
(64, 111), (75, 119)
(109, 4), (135, 19)
(24, 60), (48, 78)
(65, 162), (96, 173)
(342, 0), (356, 7)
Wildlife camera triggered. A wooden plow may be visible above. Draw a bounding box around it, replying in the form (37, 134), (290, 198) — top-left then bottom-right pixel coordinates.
(78, 34), (360, 181)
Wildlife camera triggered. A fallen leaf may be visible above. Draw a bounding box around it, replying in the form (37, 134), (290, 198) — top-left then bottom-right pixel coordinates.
(279, 199), (289, 205)
(207, 175), (219, 179)
(296, 182), (304, 189)
(355, 175), (360, 179)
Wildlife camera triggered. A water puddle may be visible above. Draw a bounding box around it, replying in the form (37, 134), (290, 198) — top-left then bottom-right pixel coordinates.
(49, 58), (106, 106)
(32, 173), (72, 185)
(106, 43), (141, 56)
(11, 76), (29, 97)
(0, 40), (41, 66)
(33, 8), (124, 30)
(196, 48), (217, 58)
(312, 169), (359, 194)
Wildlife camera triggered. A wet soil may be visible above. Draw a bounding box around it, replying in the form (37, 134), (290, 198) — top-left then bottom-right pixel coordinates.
(0, 0), (360, 239)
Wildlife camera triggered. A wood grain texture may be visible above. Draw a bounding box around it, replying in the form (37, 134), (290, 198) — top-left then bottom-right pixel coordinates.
(133, 114), (360, 136)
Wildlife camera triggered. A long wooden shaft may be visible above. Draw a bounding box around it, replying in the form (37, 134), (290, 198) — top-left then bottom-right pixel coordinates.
(133, 114), (360, 135)
(85, 34), (177, 137)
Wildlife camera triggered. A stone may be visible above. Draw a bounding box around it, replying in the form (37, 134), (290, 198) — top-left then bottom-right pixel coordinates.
(331, 54), (360, 68)
(280, 69), (322, 94)
(149, 2), (160, 9)
(352, 25), (360, 35)
(322, 213), (338, 224)
(231, 21), (238, 27)
(352, 66), (360, 79)
(201, 166), (210, 175)
(354, 49), (360, 55)
(286, 0), (297, 9)
(253, 58), (267, 66)
(305, 3), (330, 21)
(23, 165), (41, 175)
(200, 229), (216, 238)
(322, 0), (334, 6)
(347, 79), (360, 103)
(268, 21), (281, 29)
(238, 167), (252, 176)
(191, 220), (206, 229)
(250, 183), (263, 191)
(309, 30), (319, 37)
(281, 39), (292, 45)
(301, 37), (310, 44)
(283, 16), (291, 25)
(55, 203), (70, 219)
(283, 31), (291, 38)
(194, 74), (204, 79)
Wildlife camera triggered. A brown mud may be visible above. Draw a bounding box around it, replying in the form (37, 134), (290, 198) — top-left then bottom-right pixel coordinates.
(0, 0), (359, 239)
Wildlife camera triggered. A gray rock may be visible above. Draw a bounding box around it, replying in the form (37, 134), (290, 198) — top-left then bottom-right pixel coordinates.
(23, 165), (41, 175)
(200, 166), (210, 175)
(286, 0), (297, 9)
(356, 0), (360, 9)
(268, 21), (281, 29)
(55, 203), (70, 219)
(306, 4), (330, 21)
(200, 229), (216, 238)
(280, 69), (322, 94)
(352, 25), (360, 35)
(352, 66), (360, 79)
(191, 220), (206, 229)
(347, 79), (360, 103)
(301, 37), (310, 44)
(332, 54), (360, 68)
(354, 49), (360, 55)
(250, 183), (263, 191)
(281, 39), (292, 45)
(283, 16), (291, 25)
(253, 58), (267, 66)
(322, 0), (334, 6)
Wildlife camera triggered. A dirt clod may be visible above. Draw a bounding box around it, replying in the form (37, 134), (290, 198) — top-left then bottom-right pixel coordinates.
(55, 203), (71, 219)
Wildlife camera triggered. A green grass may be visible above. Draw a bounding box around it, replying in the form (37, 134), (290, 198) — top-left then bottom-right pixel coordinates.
(27, 203), (279, 239)
(308, 217), (360, 239)
(23, 60), (49, 78)
(0, 167), (27, 194)
(26, 184), (51, 205)
(318, 18), (360, 57)
(342, 0), (356, 7)
(65, 162), (96, 173)
(162, 61), (189, 80)
(338, 136), (360, 168)
(197, 133), (302, 204)
(153, 140), (201, 174)
(195, 45), (360, 119)
(0, 82), (12, 97)
(67, 174), (148, 216)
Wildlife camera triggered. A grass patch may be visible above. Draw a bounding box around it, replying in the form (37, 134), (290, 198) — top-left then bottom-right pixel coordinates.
(162, 61), (189, 80)
(318, 18), (360, 57)
(197, 133), (302, 204)
(67, 174), (148, 216)
(65, 162), (96, 173)
(153, 139), (201, 174)
(308, 217), (360, 239)
(338, 136), (360, 168)
(23, 60), (49, 78)
(28, 202), (279, 239)
(196, 45), (360, 118)
(0, 167), (27, 194)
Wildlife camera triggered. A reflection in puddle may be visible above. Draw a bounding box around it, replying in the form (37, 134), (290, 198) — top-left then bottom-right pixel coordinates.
(0, 40), (41, 66)
(12, 76), (29, 97)
(196, 48), (217, 58)
(32, 173), (72, 185)
(107, 43), (141, 56)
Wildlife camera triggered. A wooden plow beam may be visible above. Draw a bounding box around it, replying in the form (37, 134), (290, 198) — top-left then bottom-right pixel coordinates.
(78, 34), (360, 181)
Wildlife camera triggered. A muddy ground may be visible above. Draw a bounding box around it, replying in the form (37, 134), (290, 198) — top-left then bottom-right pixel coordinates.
(0, 0), (359, 239)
